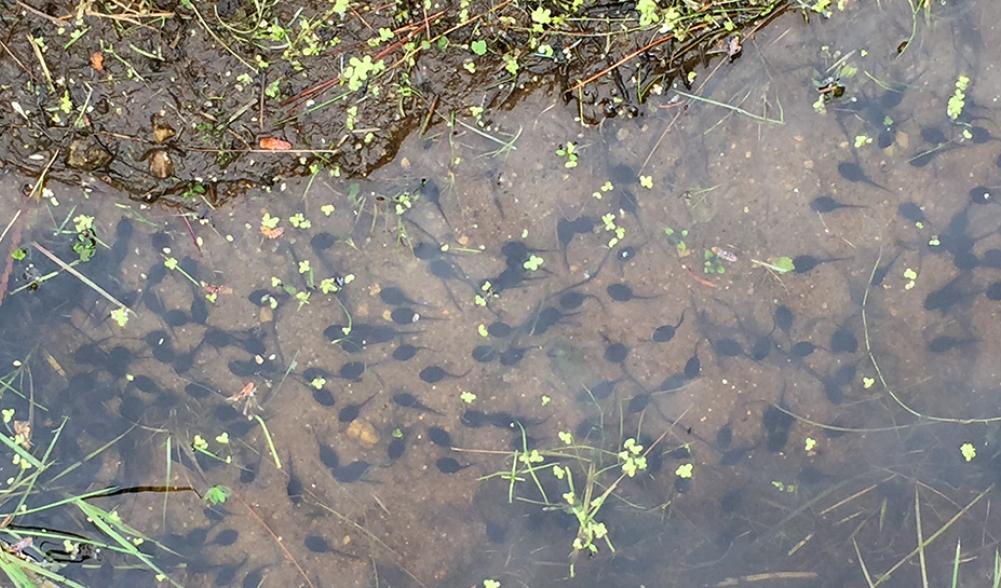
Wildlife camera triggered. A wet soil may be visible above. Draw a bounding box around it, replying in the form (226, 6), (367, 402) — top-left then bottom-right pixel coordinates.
(0, 0), (786, 207)
(1, 0), (1001, 587)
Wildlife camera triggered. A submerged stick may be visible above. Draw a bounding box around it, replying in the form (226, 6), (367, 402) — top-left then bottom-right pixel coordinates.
(31, 242), (132, 314)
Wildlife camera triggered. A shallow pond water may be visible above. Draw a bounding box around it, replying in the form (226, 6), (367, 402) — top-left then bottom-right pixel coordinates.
(1, 1), (1001, 587)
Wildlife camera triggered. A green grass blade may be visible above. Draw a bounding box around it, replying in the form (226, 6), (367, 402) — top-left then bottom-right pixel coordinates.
(993, 549), (1000, 588)
(73, 500), (181, 588)
(950, 539), (961, 588)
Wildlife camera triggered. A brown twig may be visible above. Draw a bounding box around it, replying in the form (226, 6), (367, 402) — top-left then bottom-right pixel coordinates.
(230, 491), (316, 588)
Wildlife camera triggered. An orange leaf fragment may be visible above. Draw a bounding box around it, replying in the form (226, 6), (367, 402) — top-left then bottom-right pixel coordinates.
(228, 382), (256, 402)
(261, 226), (284, 240)
(259, 137), (292, 151)
(90, 51), (104, 72)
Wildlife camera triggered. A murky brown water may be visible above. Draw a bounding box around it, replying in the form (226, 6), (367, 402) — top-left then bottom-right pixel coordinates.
(2, 1), (1001, 587)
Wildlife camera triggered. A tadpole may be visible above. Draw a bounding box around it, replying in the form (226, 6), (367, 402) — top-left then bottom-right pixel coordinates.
(581, 378), (619, 401)
(419, 365), (466, 384)
(830, 326), (858, 354)
(286, 453), (303, 505)
(379, 285), (425, 307)
(529, 306), (577, 336)
(499, 346), (529, 366)
(606, 283), (655, 302)
(436, 457), (470, 474)
(391, 391), (442, 415)
(924, 275), (969, 313)
(338, 392), (377, 423)
(652, 310), (686, 342)
(684, 347), (701, 379)
(603, 340), (629, 363)
(392, 343), (420, 361)
(791, 254), (850, 274)
(382, 306), (416, 326)
(897, 202), (926, 224)
(419, 178), (449, 225)
(773, 305), (793, 335)
(334, 460), (370, 483)
(427, 426), (453, 448)
(927, 335), (977, 353)
(810, 195), (863, 213)
(837, 161), (888, 191)
(338, 361), (367, 381)
(714, 338), (743, 357)
(388, 433), (406, 460)
(471, 345), (497, 363)
(790, 341), (817, 358)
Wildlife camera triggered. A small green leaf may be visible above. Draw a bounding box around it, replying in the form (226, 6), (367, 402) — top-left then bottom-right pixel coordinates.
(470, 39), (487, 55)
(960, 442), (976, 462)
(771, 256), (795, 273)
(460, 391), (477, 404)
(203, 485), (231, 506)
(523, 255), (544, 271)
(675, 463), (693, 479)
(110, 307), (129, 327)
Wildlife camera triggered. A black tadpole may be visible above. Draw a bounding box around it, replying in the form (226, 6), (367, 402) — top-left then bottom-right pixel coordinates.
(810, 195), (863, 213)
(652, 310), (686, 343)
(837, 161), (888, 191)
(391, 391), (442, 415)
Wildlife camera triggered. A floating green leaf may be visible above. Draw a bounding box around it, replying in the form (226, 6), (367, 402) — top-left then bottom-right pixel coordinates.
(771, 256), (795, 273)
(203, 485), (230, 506)
(110, 307), (129, 327)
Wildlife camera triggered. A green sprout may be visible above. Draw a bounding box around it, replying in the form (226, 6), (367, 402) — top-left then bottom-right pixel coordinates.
(960, 443), (976, 462)
(343, 55), (386, 91)
(110, 307), (129, 327)
(289, 213), (311, 229)
(947, 75), (971, 120)
(71, 214), (97, 262)
(664, 227), (689, 256)
(460, 391), (477, 404)
(703, 249), (726, 274)
(556, 142), (579, 168)
(618, 438), (647, 477)
(602, 213), (626, 247)
(203, 485), (230, 506)
(523, 254), (544, 271)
